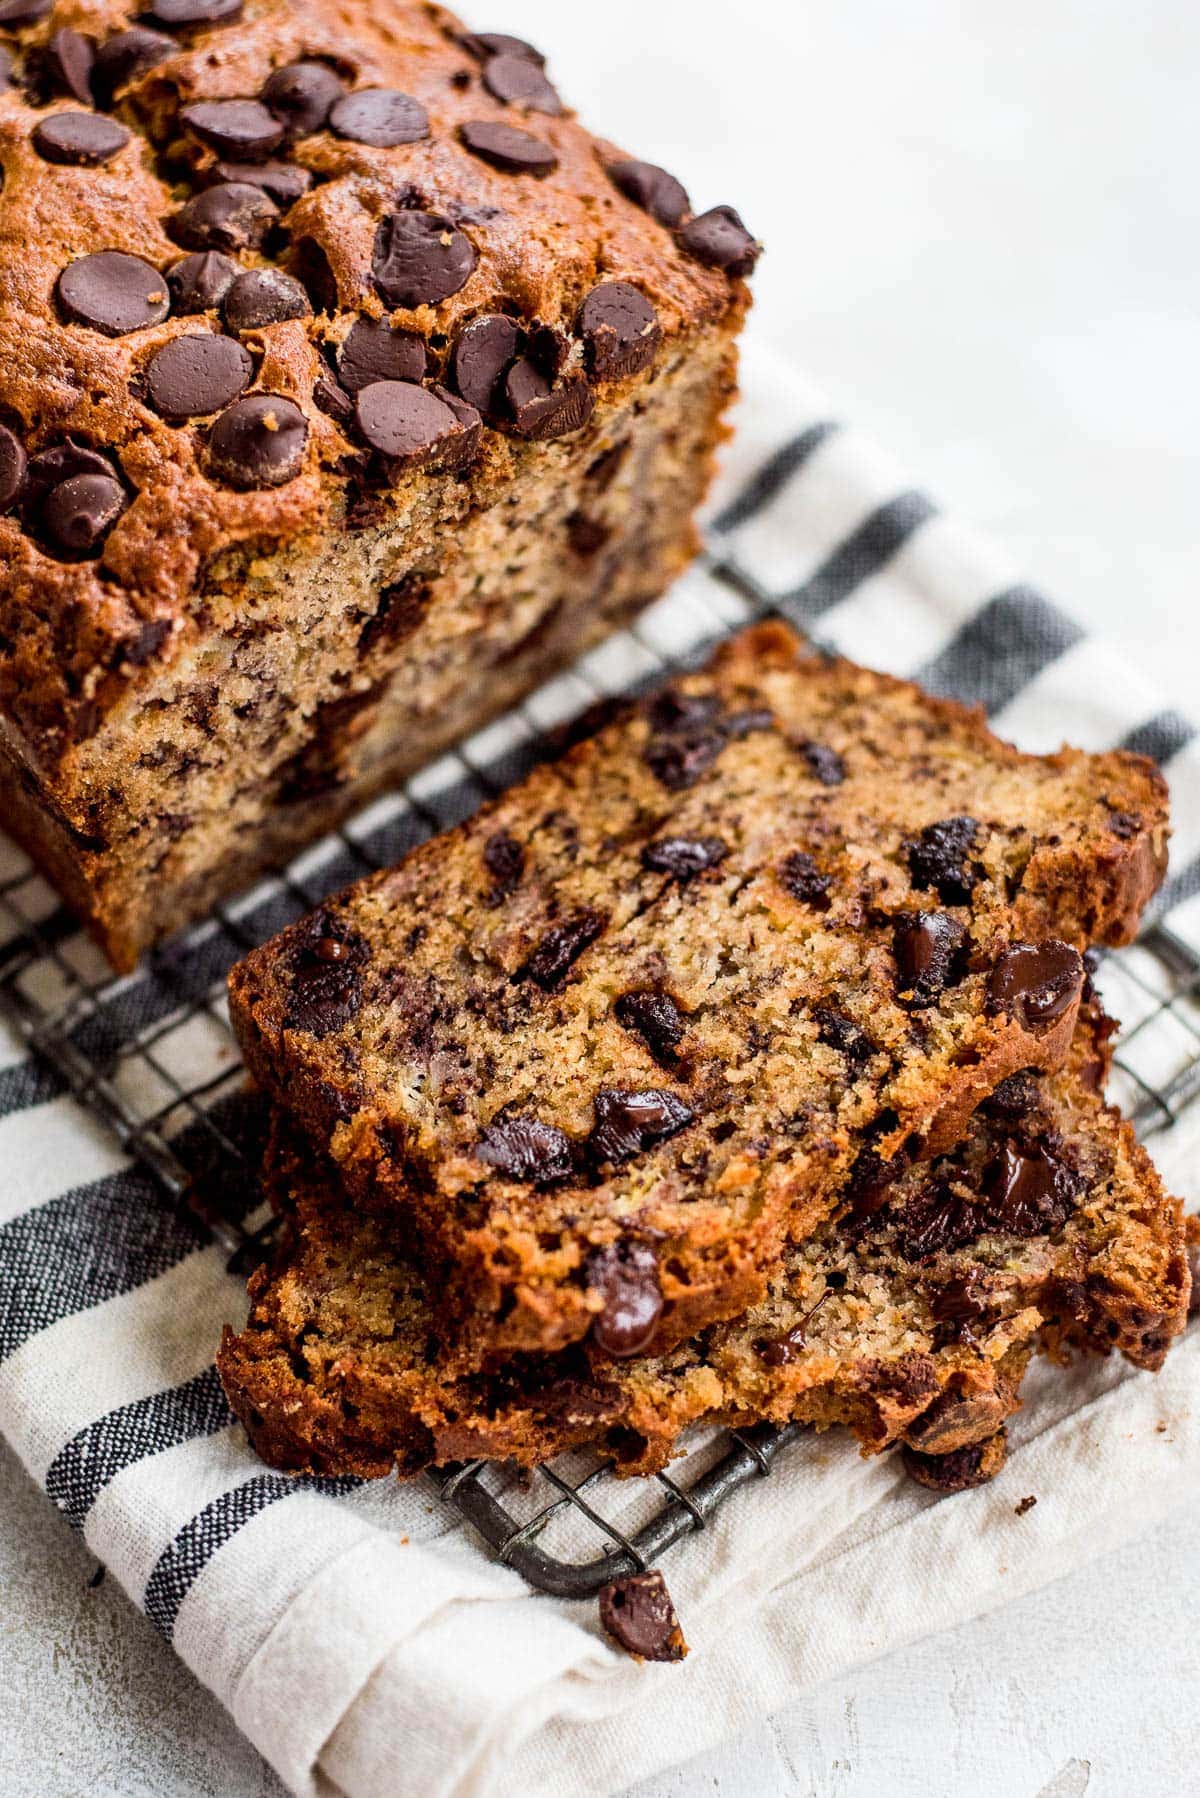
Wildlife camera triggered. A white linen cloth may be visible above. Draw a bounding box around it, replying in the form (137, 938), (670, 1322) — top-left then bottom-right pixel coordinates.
(0, 342), (1196, 1798)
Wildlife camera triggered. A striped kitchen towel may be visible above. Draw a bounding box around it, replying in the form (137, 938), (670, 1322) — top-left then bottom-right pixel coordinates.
(0, 340), (1197, 1798)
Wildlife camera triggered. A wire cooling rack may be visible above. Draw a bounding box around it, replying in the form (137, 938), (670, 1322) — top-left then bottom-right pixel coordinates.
(0, 554), (1197, 1600)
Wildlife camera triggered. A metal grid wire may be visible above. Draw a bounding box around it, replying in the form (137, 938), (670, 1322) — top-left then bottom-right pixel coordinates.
(0, 554), (1197, 1601)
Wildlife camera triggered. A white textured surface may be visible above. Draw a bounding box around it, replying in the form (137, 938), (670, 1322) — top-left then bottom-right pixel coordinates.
(2, 2), (1197, 1793)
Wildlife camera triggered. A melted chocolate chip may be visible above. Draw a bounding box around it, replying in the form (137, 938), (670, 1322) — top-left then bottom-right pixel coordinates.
(149, 0), (242, 24)
(57, 251), (170, 336)
(476, 1114), (573, 1184)
(482, 828), (525, 898)
(779, 850), (831, 910)
(598, 1570), (687, 1662)
(987, 941), (1083, 1030)
(33, 111), (130, 167)
(890, 1181), (981, 1262)
(210, 158), (313, 206)
(813, 1006), (874, 1067)
(605, 157), (690, 227)
(460, 118), (558, 175)
(260, 60), (345, 135)
(43, 28), (95, 103)
(614, 990), (686, 1066)
(92, 28), (173, 103)
(504, 360), (595, 440)
(902, 1429), (1008, 1494)
(979, 1070), (1042, 1122)
(207, 393), (307, 488)
(170, 182), (279, 252)
(181, 98), (284, 161)
(640, 835), (728, 879)
(449, 313), (522, 416)
(520, 908), (607, 989)
(338, 317), (428, 393)
(371, 209), (477, 309)
(0, 424), (26, 512)
(145, 332), (253, 418)
(587, 1239), (664, 1356)
(40, 472), (127, 556)
(283, 915), (369, 1037)
(907, 815), (980, 906)
(930, 1269), (990, 1334)
(329, 87), (429, 147)
(983, 1141), (1084, 1236)
(893, 911), (966, 1006)
(166, 250), (240, 314)
(482, 51), (562, 115)
(641, 700), (727, 791)
(797, 739), (845, 786)
(588, 1087), (694, 1166)
(756, 1292), (830, 1366)
(677, 204), (762, 275)
(579, 282), (661, 382)
(355, 380), (479, 470)
(221, 267), (310, 331)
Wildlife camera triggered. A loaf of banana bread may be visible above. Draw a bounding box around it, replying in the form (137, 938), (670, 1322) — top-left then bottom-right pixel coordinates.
(217, 1004), (1190, 1479)
(0, 1), (756, 967)
(228, 623), (1169, 1365)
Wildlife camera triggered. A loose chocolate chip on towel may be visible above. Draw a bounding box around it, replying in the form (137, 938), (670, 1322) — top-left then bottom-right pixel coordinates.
(579, 282), (661, 381)
(587, 1239), (664, 1358)
(329, 87), (429, 147)
(222, 268), (311, 330)
(57, 251), (170, 336)
(33, 112), (130, 167)
(598, 1570), (688, 1662)
(261, 61), (345, 135)
(460, 119), (557, 175)
(145, 333), (253, 418)
(371, 210), (477, 309)
(605, 157), (690, 226)
(677, 204), (762, 275)
(902, 1428), (1009, 1494)
(208, 393), (307, 488)
(338, 317), (428, 392)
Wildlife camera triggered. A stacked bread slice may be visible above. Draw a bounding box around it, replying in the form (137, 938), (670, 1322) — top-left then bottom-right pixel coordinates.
(220, 624), (1189, 1490)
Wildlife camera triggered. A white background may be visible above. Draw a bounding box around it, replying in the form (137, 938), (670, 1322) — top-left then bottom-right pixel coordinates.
(3, 3), (1199, 1793)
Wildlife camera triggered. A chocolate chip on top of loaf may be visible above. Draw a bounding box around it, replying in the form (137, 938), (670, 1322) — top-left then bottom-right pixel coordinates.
(0, 2), (758, 966)
(228, 622), (1170, 1367)
(216, 1000), (1189, 1480)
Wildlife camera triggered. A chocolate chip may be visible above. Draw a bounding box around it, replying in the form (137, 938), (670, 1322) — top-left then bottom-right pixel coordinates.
(640, 835), (728, 879)
(890, 1180), (980, 1262)
(355, 381), (479, 471)
(449, 312), (521, 415)
(44, 28), (95, 103)
(0, 424), (26, 512)
(566, 512), (608, 556)
(678, 205), (761, 275)
(170, 182), (279, 252)
(605, 158), (690, 227)
(983, 1141), (1083, 1237)
(313, 367), (354, 428)
(779, 850), (831, 910)
(92, 27), (173, 104)
(504, 360), (595, 440)
(57, 251), (170, 336)
(145, 332), (253, 418)
(459, 119), (558, 175)
(127, 615), (172, 665)
(482, 51), (562, 115)
(929, 1270), (990, 1334)
(476, 1114), (573, 1184)
(181, 98), (284, 161)
(979, 1070), (1042, 1122)
(907, 815), (980, 906)
(32, 111), (130, 167)
(482, 828), (524, 898)
(210, 158), (313, 206)
(642, 723), (725, 792)
(598, 1570), (687, 1662)
(893, 912), (966, 1006)
(756, 1292), (830, 1366)
(338, 317), (428, 393)
(166, 251), (239, 314)
(0, 0), (50, 22)
(587, 1239), (664, 1356)
(222, 267), (310, 331)
(797, 738), (845, 786)
(283, 915), (368, 1036)
(23, 440), (114, 513)
(149, 0), (242, 24)
(578, 282), (661, 382)
(41, 472), (127, 555)
(260, 60), (345, 135)
(987, 941), (1083, 1030)
(371, 209), (477, 309)
(813, 1006), (874, 1067)
(902, 1428), (1008, 1494)
(520, 908), (606, 989)
(0, 48), (11, 94)
(588, 1087), (694, 1167)
(462, 32), (545, 64)
(207, 393), (307, 488)
(614, 990), (685, 1066)
(329, 87), (429, 147)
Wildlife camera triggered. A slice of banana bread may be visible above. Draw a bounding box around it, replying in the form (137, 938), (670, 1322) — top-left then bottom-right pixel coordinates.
(0, 1), (755, 967)
(228, 623), (1169, 1364)
(217, 1006), (1190, 1479)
